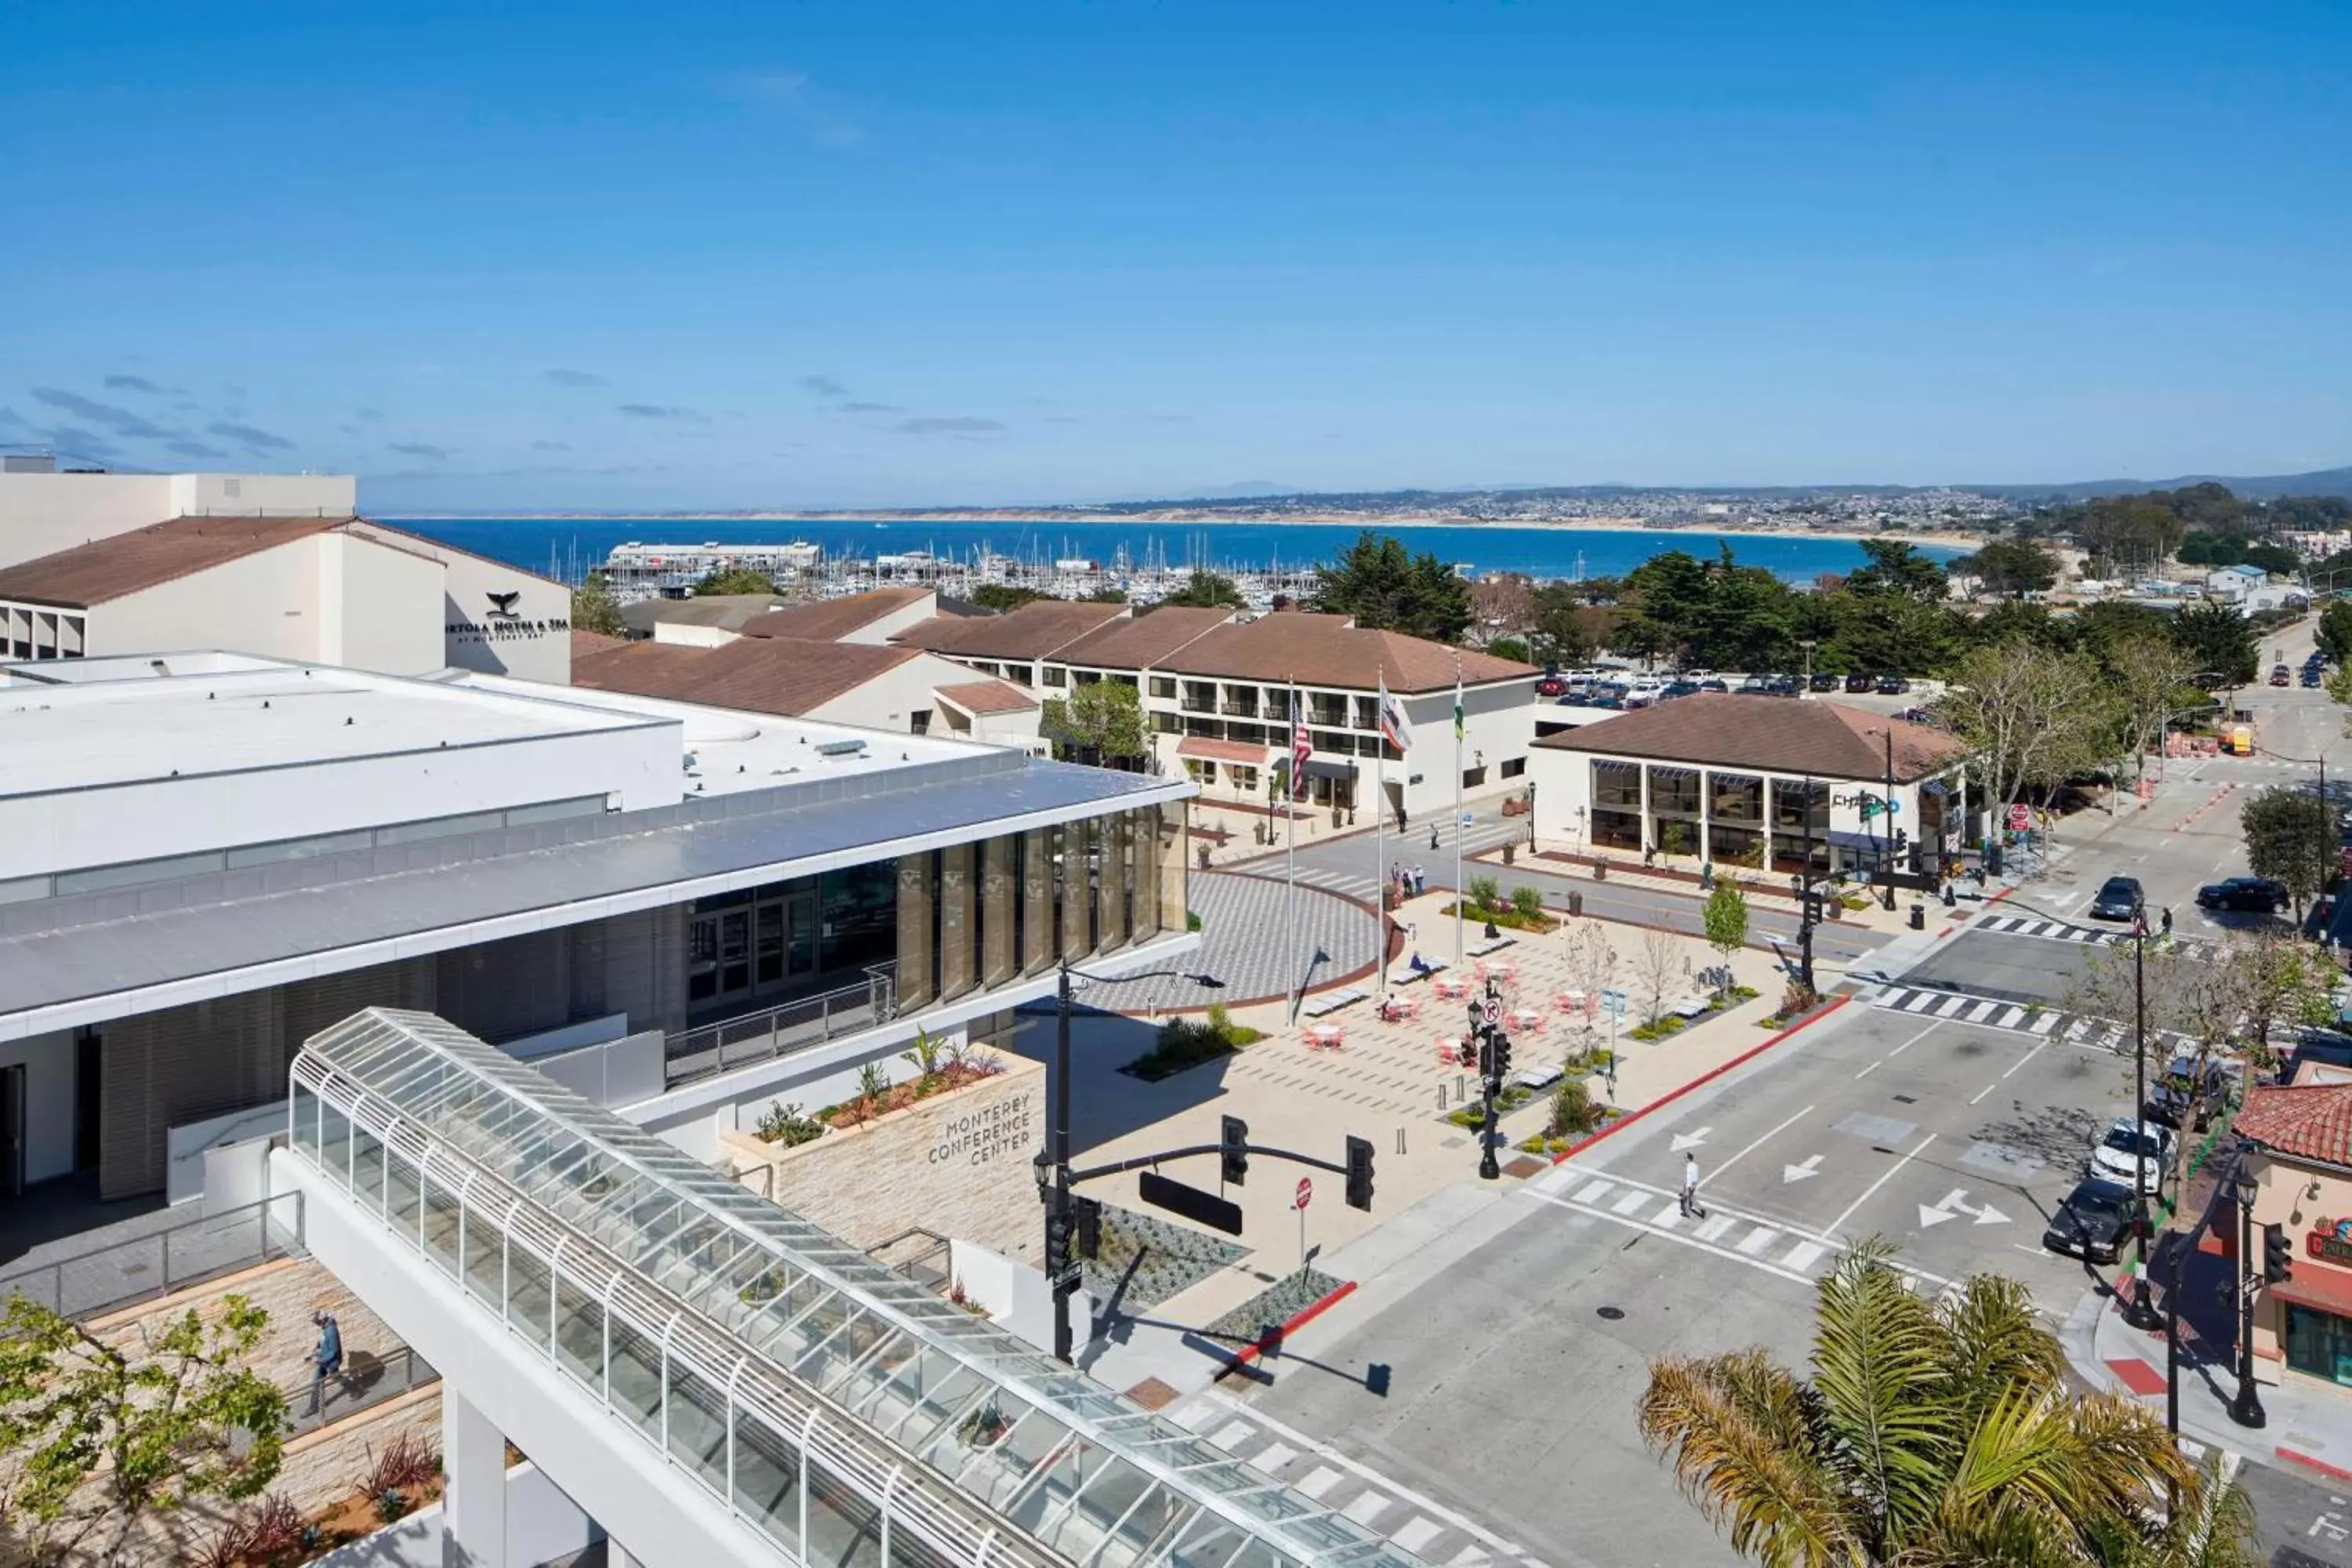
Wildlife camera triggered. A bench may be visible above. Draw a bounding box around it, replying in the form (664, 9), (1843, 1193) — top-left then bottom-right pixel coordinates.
(1512, 1063), (1564, 1091)
(1466, 935), (1517, 957)
(1397, 960), (1448, 985)
(1668, 996), (1713, 1021)
(1301, 988), (1369, 1019)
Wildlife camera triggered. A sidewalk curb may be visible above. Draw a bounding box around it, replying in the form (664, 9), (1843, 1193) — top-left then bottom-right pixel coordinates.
(1548, 996), (1853, 1165)
(1209, 1279), (1360, 1380)
(2277, 1446), (2352, 1484)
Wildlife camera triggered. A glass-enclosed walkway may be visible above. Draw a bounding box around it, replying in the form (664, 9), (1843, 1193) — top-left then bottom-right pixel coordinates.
(289, 1009), (1427, 1568)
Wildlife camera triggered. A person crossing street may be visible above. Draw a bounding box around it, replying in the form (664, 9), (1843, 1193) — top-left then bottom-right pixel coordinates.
(1679, 1152), (1708, 1220)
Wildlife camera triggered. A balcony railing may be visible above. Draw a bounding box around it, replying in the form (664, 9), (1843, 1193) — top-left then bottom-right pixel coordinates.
(0, 1191), (306, 1320)
(663, 962), (898, 1089)
(1220, 700), (1259, 717)
(1179, 692), (1218, 714)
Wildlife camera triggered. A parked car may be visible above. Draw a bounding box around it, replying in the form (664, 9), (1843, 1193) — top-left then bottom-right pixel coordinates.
(1845, 672), (1878, 693)
(1659, 680), (1700, 700)
(2088, 1116), (2176, 1189)
(1809, 671), (1842, 691)
(2271, 665), (2292, 686)
(2144, 1054), (2235, 1132)
(1698, 677), (1731, 693)
(2087, 875), (2145, 921)
(1535, 677), (1568, 698)
(1764, 674), (1802, 696)
(2042, 1177), (2141, 1265)
(1895, 706), (1937, 725)
(1681, 667), (1717, 684)
(1875, 675), (1912, 695)
(2305, 670), (2325, 688)
(1737, 673), (1773, 694)
(2196, 876), (2289, 913)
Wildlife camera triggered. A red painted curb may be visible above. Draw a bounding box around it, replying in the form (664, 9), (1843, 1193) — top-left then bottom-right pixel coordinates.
(1213, 1278), (1360, 1378)
(2278, 1446), (2352, 1485)
(1548, 995), (1853, 1165)
(1984, 885), (2017, 908)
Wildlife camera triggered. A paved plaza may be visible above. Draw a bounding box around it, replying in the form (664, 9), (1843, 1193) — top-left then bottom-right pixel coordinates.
(1079, 869), (1383, 1011)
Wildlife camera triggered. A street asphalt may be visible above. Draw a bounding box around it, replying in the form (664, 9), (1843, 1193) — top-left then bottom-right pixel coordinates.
(1195, 614), (2352, 1565)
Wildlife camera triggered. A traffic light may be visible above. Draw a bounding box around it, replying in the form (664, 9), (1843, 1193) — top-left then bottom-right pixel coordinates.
(1893, 827), (1908, 851)
(1490, 1029), (1514, 1081)
(1220, 1114), (1249, 1187)
(1345, 1134), (1374, 1211)
(1044, 1207), (1075, 1279)
(1073, 1195), (1102, 1261)
(2264, 1221), (2295, 1284)
(1858, 795), (1881, 820)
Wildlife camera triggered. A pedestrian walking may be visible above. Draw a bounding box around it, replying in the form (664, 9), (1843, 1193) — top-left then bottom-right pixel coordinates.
(2160, 906), (2173, 936)
(307, 1309), (343, 1416)
(1679, 1152), (1708, 1219)
(1429, 823), (1441, 851)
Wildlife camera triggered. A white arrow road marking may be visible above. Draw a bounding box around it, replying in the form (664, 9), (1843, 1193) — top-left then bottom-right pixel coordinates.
(1918, 1186), (2014, 1229)
(1783, 1156), (1824, 1184)
(1671, 1128), (1711, 1152)
(1828, 1134), (1939, 1235)
(1972, 1203), (2011, 1227)
(1919, 1204), (1961, 1228)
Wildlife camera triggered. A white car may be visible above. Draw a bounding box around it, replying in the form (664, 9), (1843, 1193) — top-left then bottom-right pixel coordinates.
(1681, 667), (1716, 684)
(2088, 1116), (2174, 1189)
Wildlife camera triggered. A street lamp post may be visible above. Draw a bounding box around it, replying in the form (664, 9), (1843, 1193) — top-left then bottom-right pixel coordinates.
(2122, 909), (2163, 1330)
(2229, 1160), (2268, 1428)
(1048, 957), (1223, 1364)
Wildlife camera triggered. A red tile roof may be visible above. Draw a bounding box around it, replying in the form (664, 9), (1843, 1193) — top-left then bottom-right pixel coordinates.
(2238, 1083), (2352, 1167)
(571, 629), (627, 660)
(1158, 614), (1536, 693)
(935, 679), (1038, 715)
(1054, 606), (1236, 669)
(0, 515), (348, 608)
(1178, 737), (1274, 764)
(891, 600), (1131, 660)
(735, 587), (933, 642)
(571, 635), (923, 717)
(1534, 695), (1969, 781)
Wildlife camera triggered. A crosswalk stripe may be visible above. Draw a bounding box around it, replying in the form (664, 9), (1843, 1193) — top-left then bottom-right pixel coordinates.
(1342, 1492), (1398, 1528)
(1610, 1189), (1652, 1216)
(1208, 1421), (1255, 1451)
(1255, 1443), (1298, 1473)
(1393, 1517), (1445, 1554)
(1736, 1225), (1780, 1255)
(1694, 1214), (1737, 1242)
(1295, 1465), (1342, 1500)
(1898, 990), (1933, 1011)
(1995, 1005), (2024, 1027)
(1652, 1198), (1687, 1228)
(1784, 1240), (1827, 1272)
(1573, 1178), (1613, 1204)
(2030, 1011), (2058, 1034)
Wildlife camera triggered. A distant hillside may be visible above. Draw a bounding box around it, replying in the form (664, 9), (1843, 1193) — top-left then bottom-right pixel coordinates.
(1961, 466), (2352, 503)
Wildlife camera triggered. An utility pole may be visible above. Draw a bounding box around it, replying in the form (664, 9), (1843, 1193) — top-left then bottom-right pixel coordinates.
(2122, 909), (2162, 1331)
(1881, 726), (1898, 913)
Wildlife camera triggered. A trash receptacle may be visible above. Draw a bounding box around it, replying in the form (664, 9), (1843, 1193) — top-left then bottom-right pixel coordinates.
(1941, 882), (1956, 907)
(1569, 891), (1584, 916)
(1909, 901), (1926, 931)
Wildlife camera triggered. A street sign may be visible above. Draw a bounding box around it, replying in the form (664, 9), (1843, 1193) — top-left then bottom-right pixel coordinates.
(1600, 988), (1627, 1016)
(1295, 1177), (1313, 1210)
(1138, 1171), (1245, 1236)
(1480, 998), (1503, 1024)
(2007, 804), (2031, 832)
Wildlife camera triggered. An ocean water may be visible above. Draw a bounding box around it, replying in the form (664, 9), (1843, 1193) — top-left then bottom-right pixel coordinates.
(389, 516), (1968, 585)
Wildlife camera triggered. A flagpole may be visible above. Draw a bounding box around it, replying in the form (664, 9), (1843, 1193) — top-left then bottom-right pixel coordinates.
(1287, 675), (1298, 985)
(1453, 656), (1465, 966)
(1375, 670), (1388, 990)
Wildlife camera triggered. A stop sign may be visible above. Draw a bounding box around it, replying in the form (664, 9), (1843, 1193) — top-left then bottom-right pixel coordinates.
(1295, 1177), (1313, 1210)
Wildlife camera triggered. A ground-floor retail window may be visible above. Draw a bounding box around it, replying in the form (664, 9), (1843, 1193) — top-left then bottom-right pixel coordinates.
(2285, 1302), (2352, 1385)
(1500, 757), (1526, 779)
(1591, 808), (1643, 850)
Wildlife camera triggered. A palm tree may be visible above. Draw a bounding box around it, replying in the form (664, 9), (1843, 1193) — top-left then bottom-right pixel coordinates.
(1636, 1241), (2254, 1567)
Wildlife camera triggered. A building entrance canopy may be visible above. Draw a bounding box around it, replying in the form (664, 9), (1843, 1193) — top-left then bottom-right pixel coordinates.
(290, 1009), (1423, 1568)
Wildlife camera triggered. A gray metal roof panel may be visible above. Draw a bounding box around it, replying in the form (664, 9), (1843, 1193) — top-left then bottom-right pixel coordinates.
(0, 759), (1178, 1018)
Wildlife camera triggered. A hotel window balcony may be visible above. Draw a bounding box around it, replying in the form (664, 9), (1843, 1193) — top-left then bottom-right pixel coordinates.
(1353, 698), (1381, 730)
(1221, 696), (1259, 717)
(1309, 700), (1348, 728)
(1181, 685), (1218, 714)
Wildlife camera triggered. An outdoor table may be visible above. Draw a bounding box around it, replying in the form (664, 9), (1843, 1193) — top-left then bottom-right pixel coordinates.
(1305, 1023), (1346, 1050)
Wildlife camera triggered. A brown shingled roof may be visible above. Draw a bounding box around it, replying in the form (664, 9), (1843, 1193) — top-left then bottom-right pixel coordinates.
(2238, 1083), (2352, 1167)
(0, 515), (348, 608)
(571, 629), (627, 660)
(891, 599), (1129, 659)
(570, 635), (923, 717)
(935, 680), (1039, 715)
(735, 587), (933, 642)
(1158, 614), (1537, 692)
(1534, 695), (1969, 780)
(1055, 606), (1236, 669)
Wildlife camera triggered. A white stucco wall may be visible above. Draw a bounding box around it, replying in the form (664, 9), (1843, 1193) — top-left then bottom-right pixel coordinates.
(0, 473), (358, 572)
(92, 535), (336, 665)
(1390, 679), (1537, 817)
(324, 533), (448, 673)
(805, 652), (993, 735)
(342, 521), (572, 684)
(1529, 742), (1951, 848)
(838, 592), (938, 644)
(0, 1028), (77, 1185)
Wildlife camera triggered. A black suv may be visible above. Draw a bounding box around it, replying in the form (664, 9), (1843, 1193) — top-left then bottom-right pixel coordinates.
(1875, 675), (1912, 695)
(2087, 875), (2144, 921)
(1844, 673), (1876, 693)
(2042, 1178), (2140, 1265)
(1809, 671), (1842, 691)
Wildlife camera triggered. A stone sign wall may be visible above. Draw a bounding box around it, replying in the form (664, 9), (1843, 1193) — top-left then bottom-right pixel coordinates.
(720, 1052), (1045, 1264)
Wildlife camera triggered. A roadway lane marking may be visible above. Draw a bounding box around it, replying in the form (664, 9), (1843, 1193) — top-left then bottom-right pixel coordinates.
(1209, 1421), (1256, 1451)
(1737, 1225), (1780, 1255)
(1342, 1492), (1396, 1528)
(1857, 1021), (1940, 1079)
(1393, 1518), (1445, 1554)
(1186, 1392), (1554, 1568)
(1254, 1442), (1299, 1473)
(1295, 1465), (1342, 1500)
(1573, 1178), (1613, 1203)
(1784, 1240), (1827, 1272)
(1828, 1134), (1939, 1235)
(1527, 1189), (1957, 1294)
(1610, 1189), (1652, 1216)
(1693, 1214), (1737, 1242)
(2001, 1037), (2053, 1080)
(1709, 1104), (1817, 1185)
(1969, 1080), (2000, 1106)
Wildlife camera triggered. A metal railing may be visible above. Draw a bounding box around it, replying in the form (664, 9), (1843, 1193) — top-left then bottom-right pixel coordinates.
(663, 963), (899, 1088)
(0, 1191), (306, 1321)
(282, 1341), (439, 1437)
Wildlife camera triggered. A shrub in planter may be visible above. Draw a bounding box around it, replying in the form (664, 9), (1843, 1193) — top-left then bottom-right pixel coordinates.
(755, 1100), (826, 1148)
(1511, 885), (1544, 921)
(1468, 874), (1502, 913)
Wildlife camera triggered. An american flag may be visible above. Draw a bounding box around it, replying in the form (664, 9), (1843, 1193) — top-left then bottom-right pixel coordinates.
(1291, 691), (1312, 799)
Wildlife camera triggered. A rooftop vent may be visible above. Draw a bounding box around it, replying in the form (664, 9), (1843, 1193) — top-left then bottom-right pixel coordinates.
(813, 738), (867, 758)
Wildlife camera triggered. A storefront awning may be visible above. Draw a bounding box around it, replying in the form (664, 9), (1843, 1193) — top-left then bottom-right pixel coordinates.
(1921, 778), (1951, 797)
(2273, 1264), (2352, 1319)
(1177, 737), (1274, 766)
(1824, 829), (1889, 852)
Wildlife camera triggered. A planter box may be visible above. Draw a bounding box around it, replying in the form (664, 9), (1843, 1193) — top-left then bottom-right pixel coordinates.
(720, 1054), (1044, 1261)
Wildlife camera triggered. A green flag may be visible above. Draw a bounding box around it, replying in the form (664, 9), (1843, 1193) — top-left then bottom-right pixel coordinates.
(1453, 674), (1464, 742)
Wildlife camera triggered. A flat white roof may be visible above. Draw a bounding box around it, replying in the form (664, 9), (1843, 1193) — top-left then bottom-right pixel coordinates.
(0, 656), (642, 798)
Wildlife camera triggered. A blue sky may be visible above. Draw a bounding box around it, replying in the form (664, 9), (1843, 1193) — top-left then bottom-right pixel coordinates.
(3, 1), (2347, 510)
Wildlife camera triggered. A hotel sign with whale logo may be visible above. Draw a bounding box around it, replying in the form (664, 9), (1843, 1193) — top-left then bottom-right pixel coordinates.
(448, 587), (568, 647)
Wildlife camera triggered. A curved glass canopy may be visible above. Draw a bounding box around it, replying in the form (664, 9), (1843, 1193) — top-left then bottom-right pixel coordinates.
(289, 1009), (1425, 1568)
